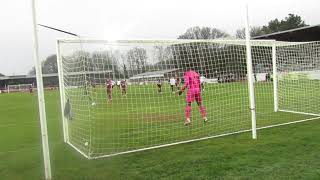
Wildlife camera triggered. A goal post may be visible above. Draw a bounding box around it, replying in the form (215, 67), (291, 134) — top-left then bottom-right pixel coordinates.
(272, 43), (278, 112)
(31, 0), (51, 178)
(56, 39), (264, 158)
(244, 5), (257, 139)
(56, 40), (69, 143)
(57, 39), (320, 159)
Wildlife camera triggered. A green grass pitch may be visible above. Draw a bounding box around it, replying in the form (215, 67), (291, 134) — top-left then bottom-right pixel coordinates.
(66, 82), (316, 157)
(0, 82), (320, 179)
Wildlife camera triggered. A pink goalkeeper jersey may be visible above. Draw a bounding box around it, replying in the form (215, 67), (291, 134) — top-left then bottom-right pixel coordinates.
(184, 71), (201, 91)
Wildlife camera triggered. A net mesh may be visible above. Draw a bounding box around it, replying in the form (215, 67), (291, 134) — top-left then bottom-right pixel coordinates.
(277, 42), (320, 116)
(57, 40), (320, 158)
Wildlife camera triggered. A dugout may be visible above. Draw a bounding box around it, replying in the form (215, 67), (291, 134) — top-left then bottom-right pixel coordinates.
(0, 74), (58, 91)
(129, 68), (181, 84)
(0, 70), (113, 91)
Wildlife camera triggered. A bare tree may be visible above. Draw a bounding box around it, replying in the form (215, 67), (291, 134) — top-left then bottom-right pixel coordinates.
(28, 54), (58, 75)
(235, 26), (265, 39)
(210, 28), (229, 39)
(178, 26), (229, 39)
(127, 47), (148, 74)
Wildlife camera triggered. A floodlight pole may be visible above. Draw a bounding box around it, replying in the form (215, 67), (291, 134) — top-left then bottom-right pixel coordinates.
(31, 0), (52, 179)
(245, 4), (257, 139)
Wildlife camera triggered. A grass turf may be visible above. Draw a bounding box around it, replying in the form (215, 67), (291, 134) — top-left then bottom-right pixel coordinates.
(66, 82), (315, 157)
(0, 82), (320, 179)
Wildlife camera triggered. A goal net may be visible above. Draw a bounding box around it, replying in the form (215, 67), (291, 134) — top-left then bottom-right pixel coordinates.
(57, 39), (320, 159)
(7, 84), (33, 93)
(276, 42), (320, 116)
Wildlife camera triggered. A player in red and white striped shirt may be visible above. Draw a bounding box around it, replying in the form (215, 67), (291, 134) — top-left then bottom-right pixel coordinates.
(106, 79), (113, 102)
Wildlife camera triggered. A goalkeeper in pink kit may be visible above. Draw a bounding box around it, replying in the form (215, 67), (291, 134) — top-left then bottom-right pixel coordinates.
(178, 70), (207, 126)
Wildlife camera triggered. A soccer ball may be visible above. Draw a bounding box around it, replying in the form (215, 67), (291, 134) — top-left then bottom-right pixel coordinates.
(84, 142), (88, 146)
(91, 102), (96, 106)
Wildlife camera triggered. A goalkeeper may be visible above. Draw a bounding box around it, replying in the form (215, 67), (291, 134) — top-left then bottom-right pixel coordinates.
(178, 70), (207, 126)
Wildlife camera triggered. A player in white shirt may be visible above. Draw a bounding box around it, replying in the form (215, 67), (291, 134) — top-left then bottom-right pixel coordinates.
(116, 80), (121, 90)
(169, 77), (176, 93)
(111, 80), (115, 88)
(200, 75), (206, 91)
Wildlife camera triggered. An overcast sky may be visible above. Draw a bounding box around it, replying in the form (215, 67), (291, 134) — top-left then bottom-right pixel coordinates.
(0, 0), (319, 75)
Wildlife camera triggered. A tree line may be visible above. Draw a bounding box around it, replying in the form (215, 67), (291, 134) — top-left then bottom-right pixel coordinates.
(180, 13), (307, 39)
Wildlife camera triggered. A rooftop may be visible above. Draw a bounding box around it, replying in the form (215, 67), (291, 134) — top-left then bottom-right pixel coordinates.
(253, 24), (320, 42)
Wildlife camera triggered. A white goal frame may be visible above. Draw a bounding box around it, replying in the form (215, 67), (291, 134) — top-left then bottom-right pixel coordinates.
(56, 38), (265, 159)
(57, 38), (320, 159)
